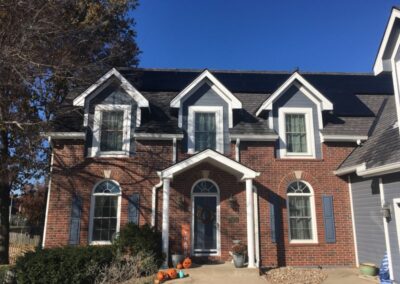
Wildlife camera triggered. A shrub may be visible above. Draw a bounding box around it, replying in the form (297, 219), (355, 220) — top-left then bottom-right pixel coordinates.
(0, 265), (10, 283)
(231, 243), (247, 255)
(14, 246), (114, 284)
(113, 223), (163, 267)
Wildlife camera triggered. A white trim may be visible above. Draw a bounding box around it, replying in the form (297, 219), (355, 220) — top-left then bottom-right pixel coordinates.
(322, 135), (368, 142)
(256, 72), (333, 116)
(42, 137), (54, 248)
(134, 133), (184, 140)
(246, 179), (256, 268)
(170, 69), (242, 109)
(73, 68), (149, 108)
(278, 107), (316, 159)
(357, 162), (400, 177)
(187, 106), (223, 154)
(379, 178), (395, 281)
(161, 178), (170, 268)
(391, 36), (400, 138)
(229, 134), (278, 141)
(334, 163), (366, 176)
(151, 179), (163, 227)
(235, 138), (240, 162)
(88, 180), (122, 245)
(393, 198), (400, 276)
(348, 176), (359, 267)
(190, 179), (221, 257)
(91, 104), (131, 157)
(159, 149), (260, 180)
(286, 181), (318, 244)
(253, 186), (260, 268)
(45, 132), (85, 140)
(374, 8), (400, 75)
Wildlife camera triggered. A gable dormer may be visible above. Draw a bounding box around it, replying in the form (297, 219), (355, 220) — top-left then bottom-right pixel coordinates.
(73, 68), (149, 157)
(256, 72), (333, 159)
(170, 70), (242, 154)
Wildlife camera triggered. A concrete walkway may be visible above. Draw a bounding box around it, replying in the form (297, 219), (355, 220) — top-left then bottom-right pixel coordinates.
(166, 264), (378, 284)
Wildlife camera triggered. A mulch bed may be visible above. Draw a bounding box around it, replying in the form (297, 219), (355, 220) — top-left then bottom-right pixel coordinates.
(265, 267), (328, 284)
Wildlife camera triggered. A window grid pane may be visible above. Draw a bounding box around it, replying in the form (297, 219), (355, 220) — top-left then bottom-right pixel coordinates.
(100, 111), (124, 152)
(195, 112), (216, 151)
(92, 196), (118, 242)
(285, 114), (307, 153)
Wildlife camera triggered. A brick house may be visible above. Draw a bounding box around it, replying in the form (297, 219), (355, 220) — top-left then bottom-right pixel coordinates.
(44, 8), (400, 277)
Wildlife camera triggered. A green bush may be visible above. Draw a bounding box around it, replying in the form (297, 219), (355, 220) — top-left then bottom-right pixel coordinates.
(14, 246), (114, 284)
(0, 265), (10, 283)
(113, 224), (163, 267)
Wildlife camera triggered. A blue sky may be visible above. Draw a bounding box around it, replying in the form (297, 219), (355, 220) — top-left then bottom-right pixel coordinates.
(133, 1), (399, 72)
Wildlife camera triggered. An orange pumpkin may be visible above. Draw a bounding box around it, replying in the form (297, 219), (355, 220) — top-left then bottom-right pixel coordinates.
(177, 263), (183, 269)
(167, 268), (177, 279)
(182, 257), (192, 269)
(156, 271), (165, 281)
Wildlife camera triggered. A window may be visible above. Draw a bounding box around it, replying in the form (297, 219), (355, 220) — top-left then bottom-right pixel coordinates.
(92, 104), (131, 157)
(90, 180), (121, 244)
(188, 106), (223, 154)
(278, 107), (315, 158)
(195, 113), (216, 151)
(287, 181), (317, 243)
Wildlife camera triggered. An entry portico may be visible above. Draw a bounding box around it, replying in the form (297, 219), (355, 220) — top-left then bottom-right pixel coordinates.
(157, 149), (260, 268)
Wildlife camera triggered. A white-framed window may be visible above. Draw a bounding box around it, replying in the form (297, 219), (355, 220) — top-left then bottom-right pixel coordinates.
(287, 181), (318, 244)
(92, 104), (131, 157)
(278, 107), (315, 158)
(187, 106), (223, 154)
(89, 180), (121, 245)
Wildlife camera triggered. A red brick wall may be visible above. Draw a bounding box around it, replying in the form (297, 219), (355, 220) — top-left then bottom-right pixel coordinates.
(45, 139), (356, 267)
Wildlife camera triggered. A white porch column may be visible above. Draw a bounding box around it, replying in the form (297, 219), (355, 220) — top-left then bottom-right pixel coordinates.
(162, 178), (171, 268)
(246, 178), (256, 268)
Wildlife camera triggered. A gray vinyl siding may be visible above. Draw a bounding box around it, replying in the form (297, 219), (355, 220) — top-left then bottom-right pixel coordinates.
(181, 81), (230, 154)
(85, 83), (137, 156)
(350, 175), (386, 266)
(272, 85), (321, 159)
(382, 173), (400, 282)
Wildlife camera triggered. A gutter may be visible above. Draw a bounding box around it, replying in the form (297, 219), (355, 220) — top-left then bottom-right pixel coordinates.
(322, 135), (368, 143)
(229, 134), (278, 141)
(357, 161), (400, 177)
(43, 132), (85, 140)
(333, 163), (365, 176)
(134, 133), (184, 140)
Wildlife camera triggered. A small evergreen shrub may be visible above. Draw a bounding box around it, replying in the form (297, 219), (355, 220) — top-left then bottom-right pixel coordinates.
(14, 246), (114, 284)
(113, 224), (164, 267)
(0, 265), (10, 283)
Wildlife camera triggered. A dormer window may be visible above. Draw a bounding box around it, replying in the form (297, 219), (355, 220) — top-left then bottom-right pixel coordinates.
(279, 108), (315, 158)
(188, 106), (223, 154)
(92, 104), (131, 157)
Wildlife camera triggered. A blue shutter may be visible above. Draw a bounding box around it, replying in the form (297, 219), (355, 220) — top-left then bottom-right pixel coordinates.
(322, 195), (336, 243)
(69, 195), (82, 245)
(128, 193), (140, 224)
(270, 202), (276, 243)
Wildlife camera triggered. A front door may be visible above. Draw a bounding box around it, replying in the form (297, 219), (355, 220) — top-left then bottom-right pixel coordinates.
(191, 180), (220, 256)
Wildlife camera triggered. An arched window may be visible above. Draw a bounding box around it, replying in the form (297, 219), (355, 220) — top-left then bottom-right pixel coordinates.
(90, 180), (121, 244)
(287, 181), (317, 243)
(192, 180), (218, 194)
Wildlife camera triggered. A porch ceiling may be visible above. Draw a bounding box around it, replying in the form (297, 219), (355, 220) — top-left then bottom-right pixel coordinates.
(158, 149), (259, 180)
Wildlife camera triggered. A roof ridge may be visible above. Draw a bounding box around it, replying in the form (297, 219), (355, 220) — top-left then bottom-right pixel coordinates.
(117, 67), (375, 76)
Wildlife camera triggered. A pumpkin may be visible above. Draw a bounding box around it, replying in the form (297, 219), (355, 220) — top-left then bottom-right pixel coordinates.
(167, 268), (177, 279)
(176, 263), (183, 269)
(156, 271), (165, 281)
(182, 257), (192, 269)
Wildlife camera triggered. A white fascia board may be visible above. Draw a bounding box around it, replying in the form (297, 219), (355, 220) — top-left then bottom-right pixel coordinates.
(229, 134), (278, 141)
(134, 133), (184, 140)
(322, 135), (368, 142)
(170, 69), (242, 109)
(357, 161), (400, 177)
(44, 132), (85, 139)
(374, 8), (400, 75)
(334, 163), (365, 176)
(159, 149), (259, 180)
(72, 68), (149, 108)
(255, 72), (333, 116)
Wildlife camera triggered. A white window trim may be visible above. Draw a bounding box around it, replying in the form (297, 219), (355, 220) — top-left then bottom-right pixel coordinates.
(393, 198), (400, 269)
(286, 181), (318, 244)
(190, 179), (221, 256)
(89, 180), (122, 245)
(278, 107), (316, 159)
(187, 106), (223, 154)
(91, 104), (132, 157)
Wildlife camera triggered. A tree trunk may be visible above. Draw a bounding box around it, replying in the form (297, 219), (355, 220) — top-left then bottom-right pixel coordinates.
(0, 129), (10, 264)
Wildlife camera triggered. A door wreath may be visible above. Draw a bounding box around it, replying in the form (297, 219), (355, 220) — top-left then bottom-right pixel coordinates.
(196, 206), (215, 224)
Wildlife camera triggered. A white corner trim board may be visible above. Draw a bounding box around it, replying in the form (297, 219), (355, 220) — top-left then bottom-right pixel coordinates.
(347, 176), (359, 267)
(256, 72), (333, 116)
(73, 68), (149, 108)
(170, 69), (242, 109)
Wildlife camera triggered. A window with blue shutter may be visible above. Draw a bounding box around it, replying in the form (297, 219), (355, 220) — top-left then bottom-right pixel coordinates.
(69, 195), (82, 245)
(128, 193), (140, 225)
(322, 195), (336, 243)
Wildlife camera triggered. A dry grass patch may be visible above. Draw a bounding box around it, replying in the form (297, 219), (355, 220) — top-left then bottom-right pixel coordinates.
(265, 267), (328, 284)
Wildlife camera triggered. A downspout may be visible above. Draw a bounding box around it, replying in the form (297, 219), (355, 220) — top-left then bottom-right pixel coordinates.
(151, 178), (163, 228)
(42, 136), (54, 248)
(172, 138), (177, 164)
(235, 138), (240, 162)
